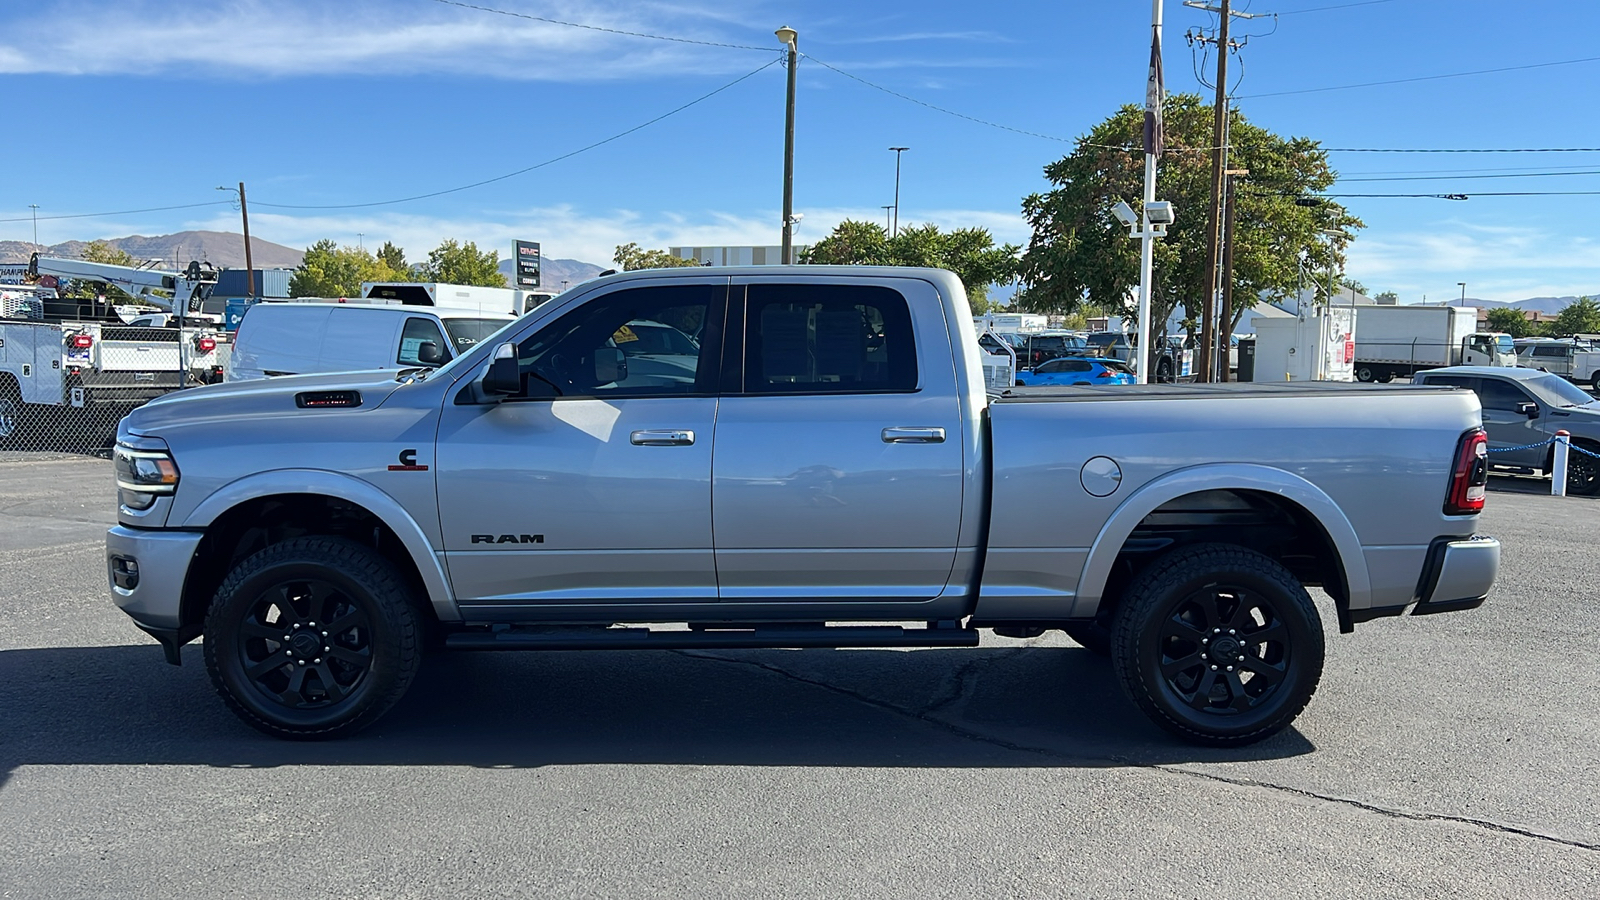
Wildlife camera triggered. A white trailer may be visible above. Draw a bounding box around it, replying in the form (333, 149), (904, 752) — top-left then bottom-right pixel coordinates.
(1251, 307), (1356, 382)
(1350, 305), (1515, 382)
(973, 312), (1048, 334)
(360, 282), (537, 316)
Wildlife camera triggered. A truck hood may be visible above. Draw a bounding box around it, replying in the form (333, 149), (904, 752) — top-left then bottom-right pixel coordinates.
(124, 370), (412, 435)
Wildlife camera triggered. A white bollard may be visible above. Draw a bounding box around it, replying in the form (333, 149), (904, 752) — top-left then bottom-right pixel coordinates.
(1551, 430), (1570, 498)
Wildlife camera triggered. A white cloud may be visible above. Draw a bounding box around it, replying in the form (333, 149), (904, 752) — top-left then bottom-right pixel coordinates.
(180, 203), (1027, 267)
(1347, 222), (1600, 303)
(0, 0), (777, 80)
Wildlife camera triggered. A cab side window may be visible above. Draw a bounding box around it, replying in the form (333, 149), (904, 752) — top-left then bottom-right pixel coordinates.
(513, 284), (721, 399)
(742, 284), (917, 394)
(398, 317), (449, 366)
(1477, 378), (1533, 412)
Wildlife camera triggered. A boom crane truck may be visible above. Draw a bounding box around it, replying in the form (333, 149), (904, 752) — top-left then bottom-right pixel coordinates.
(0, 254), (223, 450)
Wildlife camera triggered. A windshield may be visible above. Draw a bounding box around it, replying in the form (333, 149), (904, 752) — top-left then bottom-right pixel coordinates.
(443, 318), (515, 355)
(1524, 371), (1595, 407)
(1495, 335), (1515, 354)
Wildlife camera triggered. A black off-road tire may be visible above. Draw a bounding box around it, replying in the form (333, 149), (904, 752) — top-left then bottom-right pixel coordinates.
(203, 537), (421, 740)
(1111, 543), (1324, 746)
(1060, 620), (1112, 656)
(1566, 442), (1600, 496)
(0, 379), (31, 449)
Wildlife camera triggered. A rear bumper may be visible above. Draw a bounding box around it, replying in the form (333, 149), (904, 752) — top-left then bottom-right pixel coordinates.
(106, 525), (203, 631)
(1412, 535), (1499, 615)
(1351, 535), (1499, 623)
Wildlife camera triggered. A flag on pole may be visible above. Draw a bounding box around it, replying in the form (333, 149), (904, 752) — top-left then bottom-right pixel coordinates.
(1143, 26), (1164, 157)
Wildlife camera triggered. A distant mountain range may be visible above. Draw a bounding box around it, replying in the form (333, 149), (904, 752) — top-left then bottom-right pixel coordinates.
(0, 231), (304, 269)
(1419, 296), (1589, 316)
(495, 256), (607, 292)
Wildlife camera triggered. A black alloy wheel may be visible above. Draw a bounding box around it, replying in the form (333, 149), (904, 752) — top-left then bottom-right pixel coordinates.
(1112, 543), (1324, 746)
(1567, 444), (1600, 496)
(204, 537), (420, 739)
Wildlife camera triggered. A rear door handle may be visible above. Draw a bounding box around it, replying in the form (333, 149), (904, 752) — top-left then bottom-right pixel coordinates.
(631, 429), (695, 446)
(881, 426), (946, 444)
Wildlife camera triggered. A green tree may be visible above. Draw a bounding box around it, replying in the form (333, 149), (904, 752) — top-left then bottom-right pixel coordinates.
(289, 240), (402, 297)
(376, 241), (411, 280)
(1551, 296), (1600, 335)
(422, 239), (506, 286)
(613, 243), (702, 271)
(801, 220), (1018, 313)
(1016, 93), (1362, 334)
(1485, 306), (1532, 338)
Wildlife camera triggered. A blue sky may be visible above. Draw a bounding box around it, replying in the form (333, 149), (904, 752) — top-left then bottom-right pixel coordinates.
(2, 0), (1597, 303)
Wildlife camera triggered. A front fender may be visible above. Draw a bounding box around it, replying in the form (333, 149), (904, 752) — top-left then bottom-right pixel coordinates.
(1074, 463), (1371, 618)
(182, 468), (460, 622)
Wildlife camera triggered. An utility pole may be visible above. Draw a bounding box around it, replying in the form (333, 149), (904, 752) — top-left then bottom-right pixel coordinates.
(238, 182), (255, 298)
(777, 26), (799, 265)
(1186, 0), (1263, 381)
(1218, 169), (1242, 381)
(889, 147), (909, 237)
(28, 204), (39, 249)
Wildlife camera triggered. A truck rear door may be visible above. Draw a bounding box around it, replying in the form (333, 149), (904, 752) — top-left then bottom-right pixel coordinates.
(711, 277), (965, 609)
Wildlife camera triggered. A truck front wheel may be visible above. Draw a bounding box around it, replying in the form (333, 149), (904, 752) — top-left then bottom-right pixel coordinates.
(203, 537), (421, 740)
(1112, 543), (1324, 746)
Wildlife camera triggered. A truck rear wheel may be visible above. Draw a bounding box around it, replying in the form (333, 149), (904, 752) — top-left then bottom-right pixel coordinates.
(0, 381), (31, 450)
(1355, 366), (1375, 382)
(203, 537), (420, 740)
(1112, 543), (1324, 746)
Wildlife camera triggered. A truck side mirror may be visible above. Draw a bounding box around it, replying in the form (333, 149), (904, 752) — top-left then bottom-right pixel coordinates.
(417, 341), (445, 366)
(1518, 401), (1539, 419)
(482, 342), (521, 396)
(594, 346), (627, 385)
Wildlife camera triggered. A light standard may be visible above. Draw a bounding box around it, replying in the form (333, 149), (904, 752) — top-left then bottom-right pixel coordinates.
(1457, 282), (1466, 307)
(889, 147), (909, 237)
(881, 205), (894, 232)
(776, 25), (799, 264)
(28, 204), (39, 249)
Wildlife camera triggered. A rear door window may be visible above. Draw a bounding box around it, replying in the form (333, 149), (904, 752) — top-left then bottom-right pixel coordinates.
(741, 284), (917, 394)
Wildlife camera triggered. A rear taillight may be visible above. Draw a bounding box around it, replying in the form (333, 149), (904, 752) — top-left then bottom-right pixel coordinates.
(1444, 428), (1488, 515)
(197, 336), (217, 353)
(70, 333), (93, 349)
(1096, 370), (1111, 378)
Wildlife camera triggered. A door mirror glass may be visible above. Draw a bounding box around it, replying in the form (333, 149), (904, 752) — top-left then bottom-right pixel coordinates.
(594, 346), (627, 385)
(417, 341), (444, 366)
(482, 342), (521, 396)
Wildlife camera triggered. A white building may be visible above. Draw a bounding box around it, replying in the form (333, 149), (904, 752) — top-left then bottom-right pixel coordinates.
(669, 245), (810, 266)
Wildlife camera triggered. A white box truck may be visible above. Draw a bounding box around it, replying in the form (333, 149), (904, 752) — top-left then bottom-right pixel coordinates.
(1251, 307), (1356, 382)
(1350, 305), (1515, 382)
(359, 282), (546, 317)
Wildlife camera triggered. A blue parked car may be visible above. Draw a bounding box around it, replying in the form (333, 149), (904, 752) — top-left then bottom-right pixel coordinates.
(1014, 356), (1134, 386)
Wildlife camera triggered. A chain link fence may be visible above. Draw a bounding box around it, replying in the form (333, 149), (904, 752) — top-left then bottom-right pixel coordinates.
(1, 322), (229, 458)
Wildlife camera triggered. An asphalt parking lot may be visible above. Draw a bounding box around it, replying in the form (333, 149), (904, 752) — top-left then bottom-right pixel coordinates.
(1, 456), (1597, 899)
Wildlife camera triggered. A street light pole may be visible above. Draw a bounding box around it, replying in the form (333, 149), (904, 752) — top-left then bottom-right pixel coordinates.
(881, 205), (894, 232)
(776, 25), (799, 265)
(1458, 282), (1466, 307)
(28, 204), (39, 249)
(889, 147), (909, 237)
(1136, 0), (1163, 385)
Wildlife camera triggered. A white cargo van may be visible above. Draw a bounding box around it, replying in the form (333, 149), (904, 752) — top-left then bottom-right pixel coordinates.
(225, 303), (514, 382)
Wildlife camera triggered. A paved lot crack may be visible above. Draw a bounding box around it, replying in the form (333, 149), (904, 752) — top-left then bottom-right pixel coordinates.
(676, 649), (1600, 855)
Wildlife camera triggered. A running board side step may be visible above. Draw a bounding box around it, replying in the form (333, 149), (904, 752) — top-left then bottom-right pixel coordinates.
(445, 623), (980, 652)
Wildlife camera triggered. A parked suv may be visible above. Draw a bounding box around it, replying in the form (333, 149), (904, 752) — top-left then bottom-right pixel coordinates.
(1415, 366), (1600, 494)
(1012, 331), (1089, 367)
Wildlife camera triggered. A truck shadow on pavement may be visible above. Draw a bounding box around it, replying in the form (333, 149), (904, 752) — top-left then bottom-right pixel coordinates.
(0, 642), (1314, 785)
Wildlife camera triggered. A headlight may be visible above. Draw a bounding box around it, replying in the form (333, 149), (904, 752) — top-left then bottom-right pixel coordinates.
(114, 444), (180, 510)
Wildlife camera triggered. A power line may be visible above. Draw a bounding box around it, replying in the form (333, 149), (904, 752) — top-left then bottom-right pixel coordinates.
(254, 57), (781, 211)
(1338, 169), (1600, 182)
(1327, 146), (1600, 153)
(0, 200), (233, 225)
(426, 0), (772, 51)
(1239, 54), (1600, 98)
(1276, 0), (1396, 14)
(800, 53), (1072, 142)
(1329, 190), (1600, 197)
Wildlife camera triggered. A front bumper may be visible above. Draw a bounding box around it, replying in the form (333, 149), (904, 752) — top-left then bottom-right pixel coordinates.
(106, 525), (204, 631)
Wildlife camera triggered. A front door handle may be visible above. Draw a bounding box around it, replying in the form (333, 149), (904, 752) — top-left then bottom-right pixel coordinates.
(631, 429), (695, 446)
(882, 426), (946, 444)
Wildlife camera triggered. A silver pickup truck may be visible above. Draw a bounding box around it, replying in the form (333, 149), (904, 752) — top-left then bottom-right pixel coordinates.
(105, 267), (1499, 745)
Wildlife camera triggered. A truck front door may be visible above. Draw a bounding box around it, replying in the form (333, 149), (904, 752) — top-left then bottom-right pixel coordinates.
(710, 279), (965, 614)
(436, 280), (727, 610)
